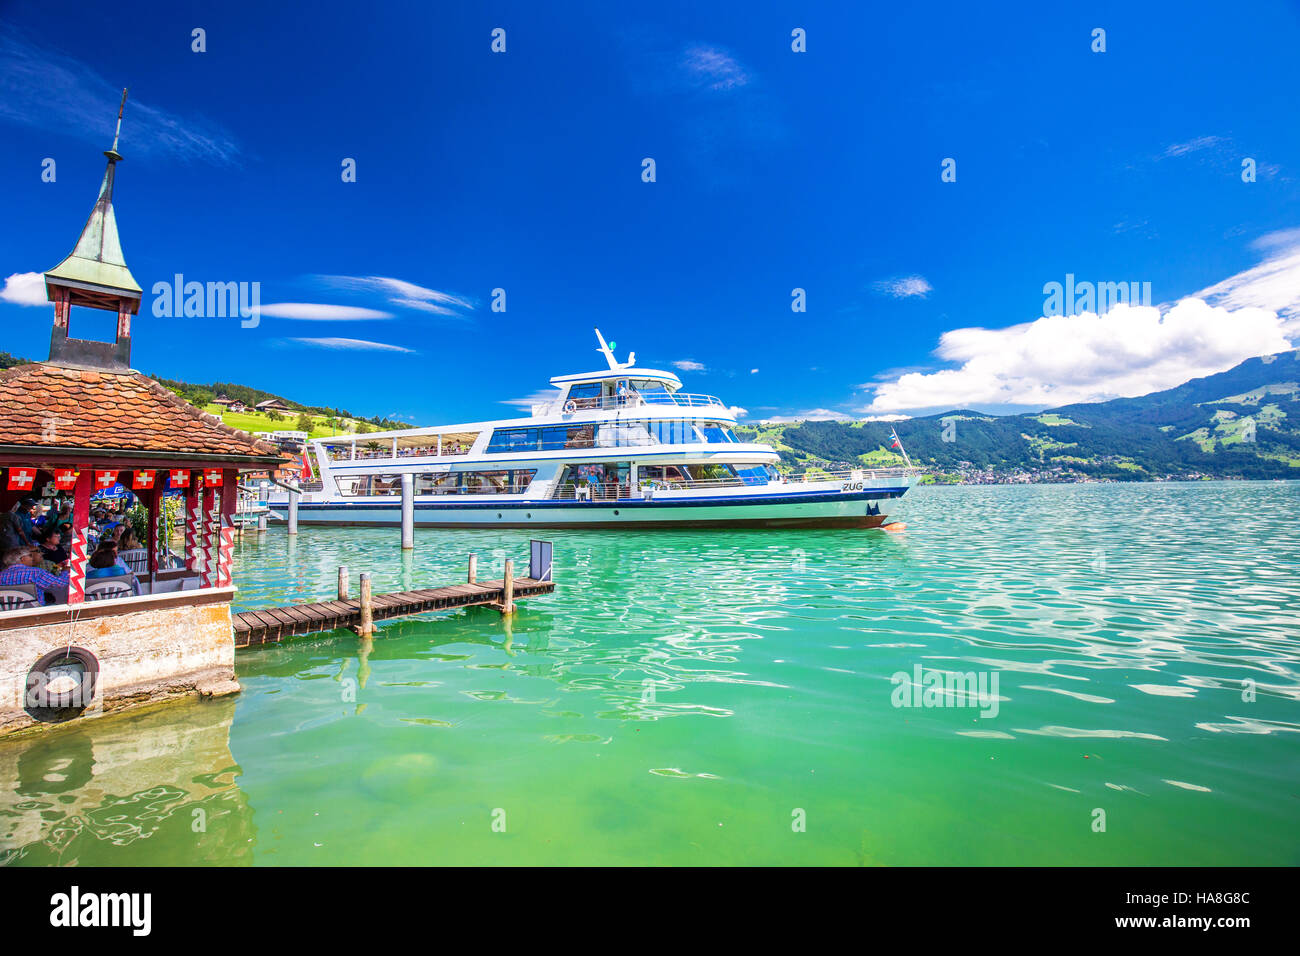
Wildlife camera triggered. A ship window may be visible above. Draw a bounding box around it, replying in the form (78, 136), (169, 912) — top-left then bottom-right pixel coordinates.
(684, 463), (739, 482)
(698, 422), (737, 444)
(567, 382), (603, 409)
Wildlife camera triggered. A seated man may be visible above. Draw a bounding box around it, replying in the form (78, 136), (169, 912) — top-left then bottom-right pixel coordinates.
(0, 547), (70, 606)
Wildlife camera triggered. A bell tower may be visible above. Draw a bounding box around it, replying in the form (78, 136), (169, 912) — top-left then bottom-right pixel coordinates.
(43, 88), (142, 370)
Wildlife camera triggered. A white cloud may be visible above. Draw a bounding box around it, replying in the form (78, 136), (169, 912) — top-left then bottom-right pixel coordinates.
(261, 303), (393, 320)
(874, 275), (932, 299)
(864, 299), (1292, 414)
(0, 271), (46, 306)
(862, 231), (1300, 415)
(287, 337), (413, 353)
(681, 46), (750, 91)
(862, 414), (911, 422)
(750, 368), (759, 374)
(317, 275), (474, 318)
(0, 30), (240, 165)
(727, 405), (748, 419)
(673, 359), (706, 371)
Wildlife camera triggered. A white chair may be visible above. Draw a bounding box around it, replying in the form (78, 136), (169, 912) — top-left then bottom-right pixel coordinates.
(85, 574), (137, 601)
(118, 548), (148, 573)
(0, 584), (39, 610)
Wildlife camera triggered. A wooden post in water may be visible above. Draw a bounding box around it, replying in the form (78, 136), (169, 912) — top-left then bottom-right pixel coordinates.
(400, 473), (414, 550)
(357, 572), (375, 635)
(257, 512), (267, 533)
(338, 565), (349, 601)
(501, 558), (515, 616)
(287, 480), (300, 535)
(468, 553), (477, 583)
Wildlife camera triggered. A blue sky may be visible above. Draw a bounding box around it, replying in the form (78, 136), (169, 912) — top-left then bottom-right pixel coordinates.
(2, 0), (1299, 425)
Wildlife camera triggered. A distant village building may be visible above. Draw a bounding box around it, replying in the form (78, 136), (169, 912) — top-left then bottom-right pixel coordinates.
(213, 396), (248, 413)
(255, 398), (291, 413)
(0, 95), (284, 736)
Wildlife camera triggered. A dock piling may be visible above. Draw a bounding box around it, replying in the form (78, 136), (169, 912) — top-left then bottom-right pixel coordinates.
(400, 473), (414, 549)
(287, 480), (300, 535)
(501, 558), (515, 616)
(468, 553), (477, 583)
(257, 512), (267, 533)
(356, 572), (375, 636)
(338, 565), (349, 601)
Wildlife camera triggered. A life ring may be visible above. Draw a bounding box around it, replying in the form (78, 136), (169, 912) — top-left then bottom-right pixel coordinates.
(563, 399), (577, 414)
(25, 645), (99, 720)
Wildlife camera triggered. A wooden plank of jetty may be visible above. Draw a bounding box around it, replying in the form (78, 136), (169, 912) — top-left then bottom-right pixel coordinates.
(232, 576), (554, 647)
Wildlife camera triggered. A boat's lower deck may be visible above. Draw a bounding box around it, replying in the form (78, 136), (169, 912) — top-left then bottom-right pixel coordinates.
(271, 486), (908, 530)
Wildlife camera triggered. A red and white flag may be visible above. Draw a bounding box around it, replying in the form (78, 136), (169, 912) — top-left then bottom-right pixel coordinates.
(94, 470), (119, 490)
(6, 467), (36, 491)
(132, 470), (156, 490)
(301, 450), (314, 481)
(203, 469), (223, 487)
(169, 469), (191, 487)
(53, 468), (78, 490)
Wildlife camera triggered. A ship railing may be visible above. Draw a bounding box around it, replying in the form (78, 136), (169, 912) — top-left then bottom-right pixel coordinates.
(549, 482), (636, 501)
(532, 392), (728, 416)
(784, 467), (914, 483)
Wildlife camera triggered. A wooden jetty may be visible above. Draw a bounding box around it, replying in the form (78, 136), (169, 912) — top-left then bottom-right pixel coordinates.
(232, 552), (555, 647)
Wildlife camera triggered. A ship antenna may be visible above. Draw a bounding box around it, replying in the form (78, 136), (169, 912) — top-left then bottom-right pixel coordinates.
(594, 328), (620, 370)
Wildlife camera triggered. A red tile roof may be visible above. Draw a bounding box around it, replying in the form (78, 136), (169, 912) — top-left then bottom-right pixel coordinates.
(0, 363), (284, 461)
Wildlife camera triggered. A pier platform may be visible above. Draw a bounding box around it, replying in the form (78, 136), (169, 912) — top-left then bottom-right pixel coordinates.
(232, 577), (555, 647)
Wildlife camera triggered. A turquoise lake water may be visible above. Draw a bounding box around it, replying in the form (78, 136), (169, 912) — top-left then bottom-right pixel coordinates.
(2, 481), (1298, 865)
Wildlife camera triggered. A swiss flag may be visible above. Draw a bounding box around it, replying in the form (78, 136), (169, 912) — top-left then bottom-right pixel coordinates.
(54, 468), (78, 490)
(6, 467), (36, 491)
(132, 470), (157, 490)
(169, 469), (191, 487)
(203, 468), (223, 488)
(94, 470), (119, 490)
(301, 450), (314, 481)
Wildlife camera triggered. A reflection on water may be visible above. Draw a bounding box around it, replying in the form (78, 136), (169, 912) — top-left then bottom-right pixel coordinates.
(0, 698), (254, 866)
(2, 482), (1298, 865)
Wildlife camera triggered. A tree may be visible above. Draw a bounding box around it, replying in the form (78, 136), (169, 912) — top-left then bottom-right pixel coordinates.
(296, 412), (314, 433)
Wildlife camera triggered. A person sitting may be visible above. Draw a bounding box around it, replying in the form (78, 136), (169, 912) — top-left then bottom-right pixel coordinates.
(87, 544), (139, 594)
(0, 547), (70, 606)
(39, 528), (68, 566)
(118, 528), (141, 551)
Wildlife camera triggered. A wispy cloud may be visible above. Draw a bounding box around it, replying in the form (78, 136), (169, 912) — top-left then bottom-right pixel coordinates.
(286, 337), (414, 353)
(874, 275), (933, 299)
(0, 28), (241, 165)
(1198, 228), (1300, 329)
(1163, 135), (1224, 158)
(681, 45), (750, 92)
(0, 272), (46, 306)
(316, 275), (474, 318)
(760, 409), (853, 423)
(673, 359), (706, 371)
(261, 303), (393, 321)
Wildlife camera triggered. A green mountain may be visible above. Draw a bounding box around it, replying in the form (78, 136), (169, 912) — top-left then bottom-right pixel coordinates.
(736, 350), (1300, 482)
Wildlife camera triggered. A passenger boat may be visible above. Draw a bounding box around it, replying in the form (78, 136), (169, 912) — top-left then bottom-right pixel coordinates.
(265, 331), (914, 529)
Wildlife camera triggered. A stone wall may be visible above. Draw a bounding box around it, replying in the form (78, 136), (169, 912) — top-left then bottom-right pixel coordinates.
(0, 588), (240, 737)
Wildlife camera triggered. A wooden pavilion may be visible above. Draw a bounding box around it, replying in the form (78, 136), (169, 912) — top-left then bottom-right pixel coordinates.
(0, 94), (283, 736)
